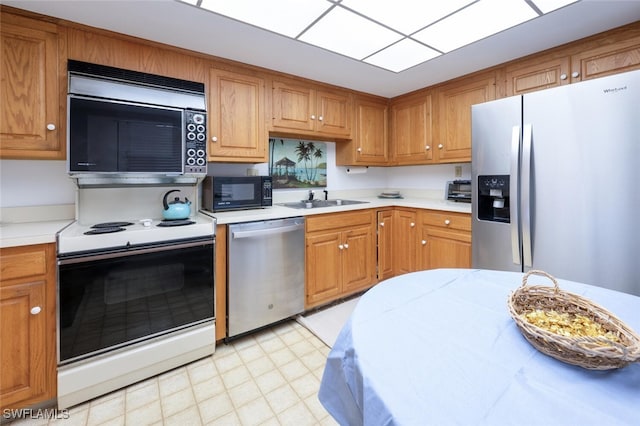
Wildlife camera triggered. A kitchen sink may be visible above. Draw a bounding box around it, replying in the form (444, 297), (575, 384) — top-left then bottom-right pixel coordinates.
(278, 199), (369, 209)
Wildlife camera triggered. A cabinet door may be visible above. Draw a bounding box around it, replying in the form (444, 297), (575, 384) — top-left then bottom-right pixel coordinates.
(393, 209), (418, 275)
(341, 225), (375, 294)
(505, 55), (570, 96)
(436, 74), (495, 163)
(376, 210), (395, 281)
(0, 281), (47, 409)
(570, 34), (640, 82)
(305, 232), (342, 307)
(420, 227), (471, 270)
(335, 96), (387, 166)
(1, 16), (63, 159)
(315, 90), (351, 137)
(390, 95), (433, 164)
(272, 80), (315, 132)
(208, 68), (266, 162)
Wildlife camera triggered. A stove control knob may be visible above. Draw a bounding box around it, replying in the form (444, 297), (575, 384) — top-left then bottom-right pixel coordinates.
(30, 306), (41, 315)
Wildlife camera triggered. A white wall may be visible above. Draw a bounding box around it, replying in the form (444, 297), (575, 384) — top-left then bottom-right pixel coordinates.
(0, 160), (77, 207)
(0, 143), (471, 208)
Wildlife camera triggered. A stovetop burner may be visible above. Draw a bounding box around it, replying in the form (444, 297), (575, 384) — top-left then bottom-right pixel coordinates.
(91, 222), (134, 229)
(84, 227), (126, 235)
(157, 219), (196, 227)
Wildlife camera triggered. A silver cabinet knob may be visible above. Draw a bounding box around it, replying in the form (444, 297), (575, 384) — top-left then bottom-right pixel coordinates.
(311, 115), (316, 120)
(338, 244), (344, 250)
(46, 123), (56, 131)
(571, 71), (580, 78)
(212, 136), (218, 142)
(438, 144), (444, 149)
(421, 240), (427, 245)
(379, 222), (385, 227)
(357, 147), (362, 152)
(444, 219), (451, 225)
(410, 222), (415, 227)
(560, 73), (567, 80)
(30, 306), (41, 315)
(425, 145), (431, 150)
(318, 115), (324, 121)
(343, 243), (349, 249)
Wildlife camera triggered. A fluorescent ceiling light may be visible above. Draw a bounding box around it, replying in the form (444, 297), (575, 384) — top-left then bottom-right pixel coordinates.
(199, 0), (331, 38)
(299, 6), (403, 60)
(413, 0), (538, 53)
(365, 39), (441, 73)
(531, 0), (579, 14)
(341, 0), (475, 35)
(182, 0), (582, 73)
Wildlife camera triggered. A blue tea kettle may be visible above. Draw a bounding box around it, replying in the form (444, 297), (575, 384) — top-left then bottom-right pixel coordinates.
(162, 190), (191, 220)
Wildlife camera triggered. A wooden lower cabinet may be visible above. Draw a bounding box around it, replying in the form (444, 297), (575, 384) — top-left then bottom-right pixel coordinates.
(0, 243), (56, 410)
(418, 210), (471, 270)
(305, 210), (376, 308)
(376, 209), (394, 281)
(376, 208), (472, 280)
(392, 208), (419, 276)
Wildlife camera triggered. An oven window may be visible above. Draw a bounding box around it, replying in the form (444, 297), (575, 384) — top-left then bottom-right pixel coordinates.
(68, 97), (183, 173)
(58, 242), (214, 363)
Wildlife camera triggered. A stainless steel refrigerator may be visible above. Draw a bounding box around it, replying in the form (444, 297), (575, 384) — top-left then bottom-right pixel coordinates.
(471, 69), (640, 297)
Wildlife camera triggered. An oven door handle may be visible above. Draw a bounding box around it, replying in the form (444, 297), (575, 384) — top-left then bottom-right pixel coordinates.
(58, 239), (213, 265)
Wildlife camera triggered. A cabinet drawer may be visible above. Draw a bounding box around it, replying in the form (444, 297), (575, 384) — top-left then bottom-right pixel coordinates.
(306, 210), (374, 233)
(421, 211), (471, 231)
(0, 246), (47, 283)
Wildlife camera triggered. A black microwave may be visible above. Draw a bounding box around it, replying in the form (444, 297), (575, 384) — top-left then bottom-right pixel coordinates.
(67, 60), (207, 184)
(202, 176), (273, 212)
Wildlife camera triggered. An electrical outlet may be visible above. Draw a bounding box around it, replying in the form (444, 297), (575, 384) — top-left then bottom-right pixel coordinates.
(454, 165), (462, 177)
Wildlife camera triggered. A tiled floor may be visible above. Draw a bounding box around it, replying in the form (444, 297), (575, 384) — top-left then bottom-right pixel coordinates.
(8, 321), (338, 426)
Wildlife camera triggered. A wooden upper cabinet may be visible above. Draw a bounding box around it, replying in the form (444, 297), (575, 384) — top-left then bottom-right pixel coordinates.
(389, 94), (433, 165)
(436, 73), (495, 163)
(336, 95), (388, 165)
(208, 68), (267, 162)
(1, 13), (65, 159)
(505, 55), (570, 96)
(271, 79), (351, 138)
(570, 32), (640, 82)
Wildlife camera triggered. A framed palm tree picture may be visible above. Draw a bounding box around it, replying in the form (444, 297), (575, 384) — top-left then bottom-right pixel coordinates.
(268, 138), (327, 189)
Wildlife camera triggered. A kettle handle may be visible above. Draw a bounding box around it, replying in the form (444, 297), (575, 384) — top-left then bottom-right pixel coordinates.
(163, 190), (180, 210)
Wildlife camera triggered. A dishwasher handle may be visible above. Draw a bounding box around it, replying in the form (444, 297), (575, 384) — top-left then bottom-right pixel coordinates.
(232, 222), (304, 239)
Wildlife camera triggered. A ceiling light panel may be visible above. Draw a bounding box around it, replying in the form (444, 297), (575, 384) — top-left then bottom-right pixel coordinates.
(531, 0), (580, 14)
(341, 0), (475, 35)
(199, 0), (332, 38)
(365, 39), (441, 73)
(299, 6), (403, 60)
(413, 0), (538, 53)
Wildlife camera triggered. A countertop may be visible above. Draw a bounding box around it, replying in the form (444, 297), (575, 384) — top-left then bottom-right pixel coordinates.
(0, 197), (471, 248)
(203, 196), (471, 225)
(0, 219), (74, 249)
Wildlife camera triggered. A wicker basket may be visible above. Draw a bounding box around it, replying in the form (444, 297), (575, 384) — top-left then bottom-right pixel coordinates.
(507, 270), (640, 370)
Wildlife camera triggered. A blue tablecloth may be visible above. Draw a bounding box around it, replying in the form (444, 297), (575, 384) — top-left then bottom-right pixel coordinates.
(319, 269), (640, 425)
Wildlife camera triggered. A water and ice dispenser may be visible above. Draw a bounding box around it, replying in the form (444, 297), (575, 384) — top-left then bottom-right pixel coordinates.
(477, 175), (510, 223)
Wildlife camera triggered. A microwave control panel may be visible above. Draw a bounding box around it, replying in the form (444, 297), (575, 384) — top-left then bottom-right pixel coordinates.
(185, 111), (207, 174)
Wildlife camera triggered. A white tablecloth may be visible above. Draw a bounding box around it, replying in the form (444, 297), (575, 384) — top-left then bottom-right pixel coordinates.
(319, 269), (640, 425)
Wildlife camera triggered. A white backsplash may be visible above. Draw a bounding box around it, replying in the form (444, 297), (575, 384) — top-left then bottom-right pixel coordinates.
(0, 142), (471, 210)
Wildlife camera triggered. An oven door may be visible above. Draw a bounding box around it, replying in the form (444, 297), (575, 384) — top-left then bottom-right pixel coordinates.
(57, 237), (214, 365)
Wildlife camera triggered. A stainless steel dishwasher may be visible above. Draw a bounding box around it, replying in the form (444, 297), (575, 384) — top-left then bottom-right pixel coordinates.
(227, 217), (305, 338)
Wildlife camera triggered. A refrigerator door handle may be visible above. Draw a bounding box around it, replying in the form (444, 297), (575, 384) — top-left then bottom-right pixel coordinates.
(510, 126), (521, 265)
(521, 124), (533, 267)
